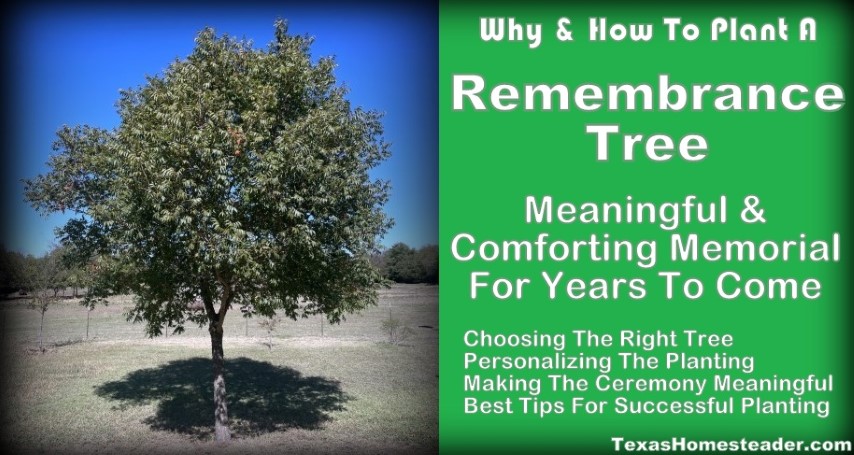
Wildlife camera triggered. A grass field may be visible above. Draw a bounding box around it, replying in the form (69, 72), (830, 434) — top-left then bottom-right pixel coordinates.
(0, 284), (438, 454)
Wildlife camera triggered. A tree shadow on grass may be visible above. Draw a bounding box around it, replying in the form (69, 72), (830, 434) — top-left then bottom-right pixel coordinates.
(94, 357), (349, 439)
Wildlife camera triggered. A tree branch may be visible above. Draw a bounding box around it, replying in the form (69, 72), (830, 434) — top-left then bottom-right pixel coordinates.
(200, 281), (218, 323)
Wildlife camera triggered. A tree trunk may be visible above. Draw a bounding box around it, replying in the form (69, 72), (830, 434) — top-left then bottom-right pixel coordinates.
(39, 308), (45, 352)
(86, 308), (91, 340)
(210, 323), (231, 442)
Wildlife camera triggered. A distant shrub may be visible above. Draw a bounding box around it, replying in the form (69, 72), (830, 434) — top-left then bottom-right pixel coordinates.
(381, 315), (414, 345)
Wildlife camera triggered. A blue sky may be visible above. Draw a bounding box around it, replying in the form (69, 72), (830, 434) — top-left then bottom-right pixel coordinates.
(5, 4), (437, 256)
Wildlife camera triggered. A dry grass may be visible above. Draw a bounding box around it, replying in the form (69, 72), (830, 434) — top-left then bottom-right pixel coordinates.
(0, 284), (438, 454)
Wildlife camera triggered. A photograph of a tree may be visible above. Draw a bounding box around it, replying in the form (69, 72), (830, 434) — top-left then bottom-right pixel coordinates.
(24, 20), (391, 442)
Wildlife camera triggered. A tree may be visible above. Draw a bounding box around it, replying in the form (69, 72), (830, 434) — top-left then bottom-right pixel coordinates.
(21, 247), (66, 352)
(383, 243), (424, 283)
(381, 243), (438, 284)
(65, 261), (92, 299)
(380, 306), (414, 345)
(24, 21), (391, 442)
(416, 245), (439, 284)
(257, 314), (282, 351)
(1, 245), (20, 295)
(1, 246), (31, 295)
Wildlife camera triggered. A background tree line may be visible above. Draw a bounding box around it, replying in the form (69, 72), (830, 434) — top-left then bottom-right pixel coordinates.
(2, 242), (439, 299)
(0, 245), (91, 298)
(373, 243), (438, 284)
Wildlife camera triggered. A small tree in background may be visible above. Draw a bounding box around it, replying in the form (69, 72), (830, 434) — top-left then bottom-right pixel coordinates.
(22, 247), (66, 352)
(257, 315), (282, 351)
(74, 263), (96, 340)
(381, 310), (414, 345)
(24, 21), (391, 441)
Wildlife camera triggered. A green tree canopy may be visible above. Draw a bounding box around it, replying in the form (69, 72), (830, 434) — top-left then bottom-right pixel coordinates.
(1, 245), (28, 294)
(24, 20), (392, 441)
(381, 243), (438, 284)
